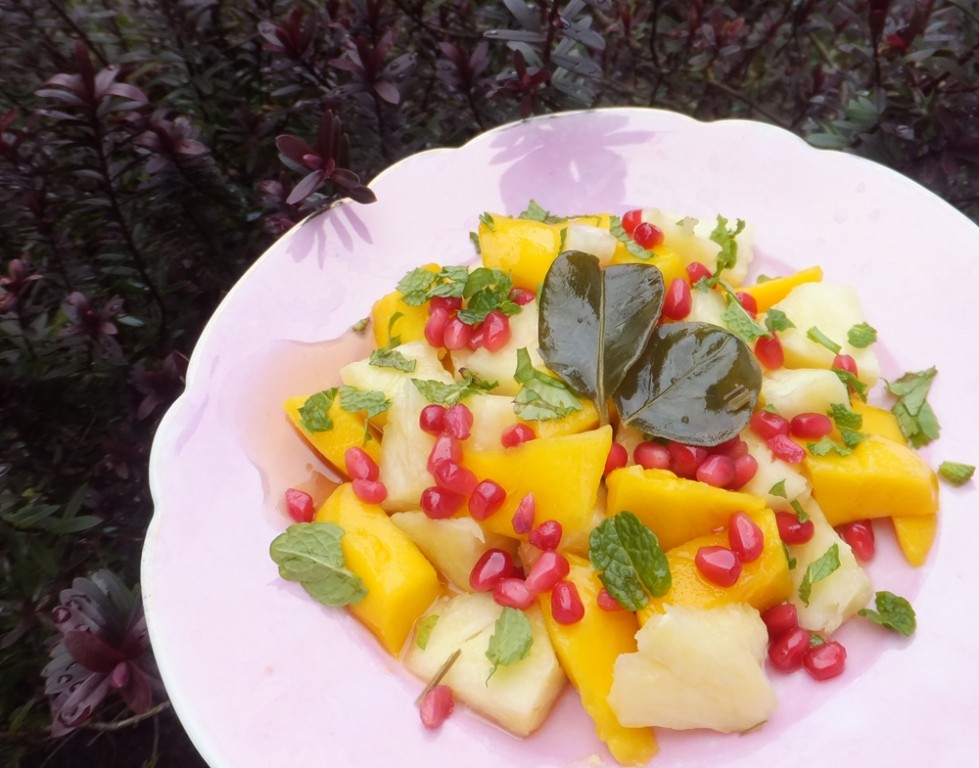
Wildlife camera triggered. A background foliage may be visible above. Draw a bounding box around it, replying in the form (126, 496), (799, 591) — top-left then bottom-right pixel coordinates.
(1, 1), (975, 765)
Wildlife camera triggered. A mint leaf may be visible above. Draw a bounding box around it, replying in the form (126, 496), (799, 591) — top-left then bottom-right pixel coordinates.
(939, 461), (975, 486)
(764, 308), (795, 333)
(806, 326), (842, 354)
(519, 199), (564, 224)
(722, 296), (769, 342)
(479, 212), (495, 231)
(269, 523), (367, 607)
(858, 591), (916, 636)
(847, 322), (877, 349)
(386, 310), (404, 346)
(485, 607), (533, 680)
(512, 347), (582, 421)
(339, 386), (391, 420)
(807, 436), (853, 457)
(415, 614), (439, 650)
(396, 268), (441, 305)
(609, 215), (653, 260)
(769, 480), (787, 498)
(799, 543), (840, 606)
(709, 215), (746, 275)
(456, 268), (521, 325)
(828, 403), (863, 431)
(839, 427), (866, 449)
(589, 511), (671, 611)
(832, 367), (869, 402)
(469, 231), (481, 254)
(782, 541), (797, 570)
(790, 499), (809, 522)
(369, 348), (416, 373)
(298, 388), (338, 432)
(412, 371), (496, 406)
(352, 316), (370, 335)
(886, 367), (941, 448)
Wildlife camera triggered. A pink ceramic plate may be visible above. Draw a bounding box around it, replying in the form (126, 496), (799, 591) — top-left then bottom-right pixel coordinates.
(143, 108), (979, 767)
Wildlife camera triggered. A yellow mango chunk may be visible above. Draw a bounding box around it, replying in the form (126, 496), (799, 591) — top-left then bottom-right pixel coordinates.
(284, 395), (380, 476)
(610, 246), (688, 288)
(742, 266), (823, 312)
(803, 434), (939, 526)
(479, 216), (562, 290)
(606, 466), (767, 551)
(519, 399), (601, 439)
(539, 556), (658, 766)
(370, 263), (440, 348)
(638, 509), (792, 624)
(464, 426), (612, 540)
(316, 484), (440, 654)
(851, 400), (906, 443)
(892, 514), (938, 567)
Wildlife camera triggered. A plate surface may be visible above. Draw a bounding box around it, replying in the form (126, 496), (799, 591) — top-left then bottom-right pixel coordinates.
(143, 108), (979, 768)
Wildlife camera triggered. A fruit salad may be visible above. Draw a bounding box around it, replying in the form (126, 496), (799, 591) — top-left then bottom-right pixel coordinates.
(269, 201), (955, 766)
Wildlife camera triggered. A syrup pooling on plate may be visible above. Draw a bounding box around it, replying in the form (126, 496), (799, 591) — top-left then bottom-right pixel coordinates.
(267, 201), (941, 766)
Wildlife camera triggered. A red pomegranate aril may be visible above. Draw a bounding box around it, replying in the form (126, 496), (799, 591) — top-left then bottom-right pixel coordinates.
(633, 222), (665, 250)
(529, 519), (563, 551)
(768, 626), (811, 673)
(604, 442), (628, 476)
(419, 684), (454, 729)
(424, 307), (450, 347)
(750, 410), (790, 439)
(481, 310), (511, 352)
(509, 287), (536, 305)
(736, 291), (758, 318)
(732, 453), (759, 489)
(696, 454), (736, 488)
(419, 404), (447, 436)
(442, 315), (473, 350)
(284, 488), (315, 523)
(433, 460), (478, 496)
(493, 577), (535, 609)
(429, 296), (462, 314)
(755, 335), (784, 369)
(767, 434), (806, 464)
(761, 603), (799, 642)
(512, 493), (535, 534)
(352, 478), (387, 504)
(467, 322), (486, 350)
(833, 353), (859, 377)
(836, 520), (876, 561)
(668, 441), (708, 478)
(634, 441), (671, 470)
(711, 435), (748, 458)
(776, 511), (815, 544)
(790, 412), (833, 439)
(469, 548), (515, 591)
(501, 423), (535, 448)
(551, 580), (585, 625)
(803, 640), (847, 680)
(442, 403), (474, 440)
(427, 436), (462, 474)
(468, 480), (507, 520)
(621, 208), (643, 234)
(344, 446), (380, 481)
(597, 588), (624, 612)
(525, 550), (571, 594)
(728, 511), (764, 562)
(421, 486), (465, 519)
(662, 278), (692, 320)
(686, 261), (712, 283)
(694, 546), (743, 587)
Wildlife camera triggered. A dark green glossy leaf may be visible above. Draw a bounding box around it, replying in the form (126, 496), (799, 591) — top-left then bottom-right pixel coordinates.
(613, 321), (761, 445)
(538, 252), (664, 421)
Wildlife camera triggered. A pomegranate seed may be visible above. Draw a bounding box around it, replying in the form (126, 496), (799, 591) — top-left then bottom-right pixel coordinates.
(469, 479), (507, 520)
(493, 577), (535, 609)
(736, 291), (758, 318)
(621, 208), (643, 234)
(728, 512), (764, 562)
(597, 588), (624, 612)
(803, 640), (847, 680)
(604, 442), (628, 476)
(668, 441), (708, 478)
(832, 353), (859, 377)
(767, 434), (806, 464)
(633, 222), (664, 249)
(836, 520), (875, 561)
(696, 454), (736, 488)
(694, 546), (743, 587)
(686, 261), (712, 283)
(501, 423), (535, 448)
(529, 520), (563, 551)
(768, 626), (811, 673)
(755, 335), (784, 369)
(427, 436), (462, 474)
(525, 550), (571, 594)
(419, 684), (454, 729)
(424, 307), (449, 347)
(509, 287), (536, 305)
(711, 436), (748, 458)
(732, 453), (759, 489)
(344, 446), (379, 481)
(284, 488), (315, 523)
(662, 278), (692, 320)
(551, 580), (585, 625)
(512, 493), (535, 534)
(750, 410), (790, 439)
(481, 311), (511, 352)
(776, 511), (815, 544)
(433, 460), (478, 496)
(429, 296), (462, 314)
(442, 403), (473, 440)
(419, 404), (447, 436)
(442, 315), (473, 350)
(469, 548), (514, 592)
(790, 412), (833, 439)
(635, 441), (671, 470)
(421, 486), (465, 519)
(352, 478), (387, 504)
(761, 603), (799, 641)
(467, 322), (486, 350)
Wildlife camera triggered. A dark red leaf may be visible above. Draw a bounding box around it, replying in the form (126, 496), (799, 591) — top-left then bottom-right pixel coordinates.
(275, 134), (318, 163)
(117, 661), (154, 714)
(286, 169), (324, 204)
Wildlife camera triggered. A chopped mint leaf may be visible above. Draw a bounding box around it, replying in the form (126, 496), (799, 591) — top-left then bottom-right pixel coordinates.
(828, 403), (863, 431)
(609, 215), (653, 260)
(299, 388), (338, 432)
(351, 316), (370, 335)
(886, 367), (940, 448)
(839, 427), (866, 449)
(858, 591), (916, 636)
(806, 326), (842, 354)
(847, 322), (877, 349)
(412, 371), (496, 406)
(386, 310), (404, 346)
(369, 347), (416, 373)
(457, 268), (521, 325)
(790, 499), (809, 522)
(709, 215), (746, 275)
(722, 296), (769, 343)
(782, 541), (797, 570)
(269, 523), (367, 607)
(832, 367), (869, 402)
(339, 386), (391, 420)
(764, 308), (795, 333)
(769, 480), (788, 498)
(799, 543), (840, 606)
(396, 268), (441, 305)
(807, 436), (853, 457)
(512, 347), (582, 421)
(589, 511), (671, 611)
(479, 212), (495, 231)
(415, 614), (439, 650)
(469, 231), (481, 254)
(939, 461), (975, 486)
(809, 634), (826, 647)
(519, 199), (565, 224)
(485, 607), (533, 680)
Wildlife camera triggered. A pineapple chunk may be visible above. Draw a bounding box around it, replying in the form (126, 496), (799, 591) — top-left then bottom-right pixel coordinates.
(760, 367), (850, 419)
(465, 391), (601, 451)
(340, 339), (453, 413)
(738, 431), (812, 512)
(450, 300), (542, 396)
(642, 209), (754, 286)
(378, 380), (436, 511)
(563, 222), (617, 265)
(403, 593), (565, 737)
(609, 604), (775, 733)
(684, 286), (727, 327)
